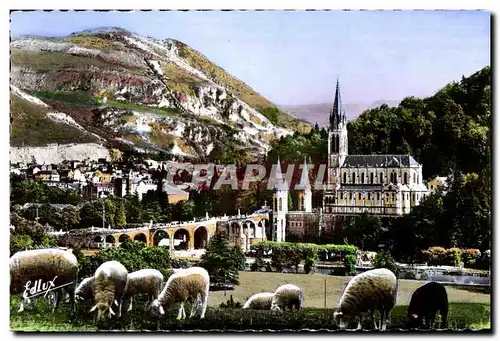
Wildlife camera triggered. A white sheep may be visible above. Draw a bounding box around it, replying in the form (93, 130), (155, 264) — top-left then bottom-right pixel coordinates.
(243, 292), (275, 310)
(10, 248), (79, 313)
(74, 276), (95, 302)
(150, 266), (210, 320)
(333, 268), (398, 331)
(90, 261), (128, 320)
(270, 284), (304, 312)
(123, 269), (163, 312)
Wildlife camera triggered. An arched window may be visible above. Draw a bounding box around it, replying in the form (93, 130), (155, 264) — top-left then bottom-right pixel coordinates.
(336, 135), (340, 153)
(343, 172), (347, 184)
(370, 172), (374, 184)
(278, 198), (282, 211)
(417, 174), (419, 184)
(404, 172), (408, 184)
(390, 173), (393, 183)
(352, 172), (356, 184)
(413, 173), (416, 183)
(301, 196), (304, 210)
(368, 193), (371, 200)
(380, 172), (384, 184)
(361, 173), (365, 184)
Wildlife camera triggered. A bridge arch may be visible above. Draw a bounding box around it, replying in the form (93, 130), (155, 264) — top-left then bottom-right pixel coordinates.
(119, 234), (131, 243)
(134, 233), (147, 244)
(243, 220), (256, 238)
(93, 235), (103, 243)
(258, 218), (270, 240)
(153, 230), (170, 248)
(173, 229), (190, 250)
(230, 222), (241, 246)
(194, 226), (209, 249)
(105, 235), (116, 244)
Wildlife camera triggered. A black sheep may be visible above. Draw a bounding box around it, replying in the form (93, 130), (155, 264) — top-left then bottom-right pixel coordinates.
(407, 281), (448, 329)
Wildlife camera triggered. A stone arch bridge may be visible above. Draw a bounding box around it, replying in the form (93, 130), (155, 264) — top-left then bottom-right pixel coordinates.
(56, 213), (270, 253)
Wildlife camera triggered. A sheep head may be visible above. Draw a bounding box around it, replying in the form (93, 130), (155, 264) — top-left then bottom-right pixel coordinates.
(90, 302), (115, 320)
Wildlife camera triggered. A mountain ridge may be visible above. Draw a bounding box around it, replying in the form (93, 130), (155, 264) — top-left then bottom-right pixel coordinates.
(10, 27), (310, 162)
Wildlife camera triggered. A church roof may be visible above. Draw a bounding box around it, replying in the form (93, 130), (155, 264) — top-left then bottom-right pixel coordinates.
(342, 154), (420, 168)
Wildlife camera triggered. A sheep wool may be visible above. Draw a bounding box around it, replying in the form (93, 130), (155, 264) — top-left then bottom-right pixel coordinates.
(243, 292), (275, 310)
(75, 276), (95, 301)
(151, 266), (209, 320)
(271, 284), (304, 312)
(10, 248), (79, 313)
(123, 269), (163, 312)
(334, 268), (398, 331)
(91, 261), (128, 320)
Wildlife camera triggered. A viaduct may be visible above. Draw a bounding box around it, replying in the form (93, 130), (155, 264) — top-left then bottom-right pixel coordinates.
(54, 212), (271, 252)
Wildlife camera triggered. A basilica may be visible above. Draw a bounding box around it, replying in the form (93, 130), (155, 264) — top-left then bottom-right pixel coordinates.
(272, 80), (430, 242)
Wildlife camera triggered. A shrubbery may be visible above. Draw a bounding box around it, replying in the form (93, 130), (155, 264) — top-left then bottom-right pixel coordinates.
(372, 250), (400, 277)
(422, 246), (482, 268)
(343, 254), (357, 276)
(250, 242), (357, 274)
(80, 240), (172, 278)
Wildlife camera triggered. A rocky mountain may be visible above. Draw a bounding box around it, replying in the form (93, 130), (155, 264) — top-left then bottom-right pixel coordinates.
(281, 100), (401, 127)
(10, 27), (310, 162)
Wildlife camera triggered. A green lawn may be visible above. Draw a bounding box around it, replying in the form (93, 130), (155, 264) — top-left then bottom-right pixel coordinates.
(10, 271), (491, 332)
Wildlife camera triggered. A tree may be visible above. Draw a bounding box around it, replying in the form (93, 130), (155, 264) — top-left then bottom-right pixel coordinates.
(59, 206), (81, 231)
(342, 214), (383, 251)
(199, 235), (243, 285)
(372, 250), (400, 277)
(10, 213), (57, 256)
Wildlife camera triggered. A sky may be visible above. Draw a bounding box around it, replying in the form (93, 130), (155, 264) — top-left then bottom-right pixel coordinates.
(10, 10), (491, 106)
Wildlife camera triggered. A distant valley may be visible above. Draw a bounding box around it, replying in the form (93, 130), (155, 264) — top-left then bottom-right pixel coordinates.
(281, 100), (401, 126)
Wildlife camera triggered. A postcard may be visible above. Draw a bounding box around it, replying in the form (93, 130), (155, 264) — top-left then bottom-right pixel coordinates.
(9, 9), (491, 333)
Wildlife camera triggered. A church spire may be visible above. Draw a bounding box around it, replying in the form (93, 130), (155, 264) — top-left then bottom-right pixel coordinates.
(329, 78), (346, 130)
(299, 156), (311, 190)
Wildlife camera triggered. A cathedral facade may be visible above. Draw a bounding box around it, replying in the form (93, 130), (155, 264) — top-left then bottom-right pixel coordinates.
(272, 80), (430, 242)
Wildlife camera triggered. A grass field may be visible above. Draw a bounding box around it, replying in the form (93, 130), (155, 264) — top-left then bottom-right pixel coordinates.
(10, 271), (491, 332)
(208, 272), (491, 308)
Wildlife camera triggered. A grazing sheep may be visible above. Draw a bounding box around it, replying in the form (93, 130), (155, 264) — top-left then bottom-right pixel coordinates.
(90, 261), (128, 320)
(407, 281), (448, 329)
(74, 276), (95, 302)
(150, 266), (209, 320)
(333, 268), (398, 331)
(270, 284), (304, 312)
(10, 248), (79, 313)
(123, 269), (163, 312)
(243, 292), (275, 310)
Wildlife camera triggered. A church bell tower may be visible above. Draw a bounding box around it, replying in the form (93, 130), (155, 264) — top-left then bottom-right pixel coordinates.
(324, 79), (348, 212)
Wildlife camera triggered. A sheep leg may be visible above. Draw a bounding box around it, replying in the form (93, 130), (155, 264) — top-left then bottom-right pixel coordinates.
(357, 316), (363, 330)
(18, 299), (25, 313)
(127, 297), (133, 312)
(380, 310), (387, 331)
(371, 310), (378, 330)
(177, 303), (184, 320)
(50, 292), (60, 313)
(189, 298), (198, 318)
(199, 291), (208, 319)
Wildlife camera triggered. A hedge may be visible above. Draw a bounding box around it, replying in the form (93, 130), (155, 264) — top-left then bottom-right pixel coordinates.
(10, 295), (491, 331)
(250, 242), (357, 274)
(79, 240), (173, 279)
(422, 247), (483, 268)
